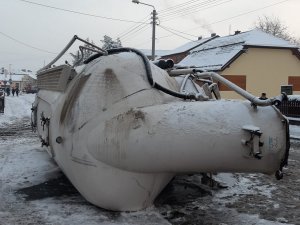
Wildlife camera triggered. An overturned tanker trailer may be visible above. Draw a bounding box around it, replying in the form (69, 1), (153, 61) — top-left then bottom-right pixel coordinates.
(32, 36), (290, 211)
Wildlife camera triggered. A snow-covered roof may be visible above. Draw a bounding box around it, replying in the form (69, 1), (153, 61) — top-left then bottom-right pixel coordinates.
(26, 73), (37, 80)
(139, 37), (214, 58)
(0, 73), (35, 82)
(0, 74), (22, 82)
(180, 42), (243, 71)
(180, 29), (298, 71)
(162, 36), (214, 56)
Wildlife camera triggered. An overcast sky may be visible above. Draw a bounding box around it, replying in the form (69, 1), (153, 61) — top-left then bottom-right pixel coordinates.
(1, 0), (299, 72)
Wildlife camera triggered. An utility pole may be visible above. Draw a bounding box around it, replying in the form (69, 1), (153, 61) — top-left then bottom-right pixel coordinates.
(132, 0), (157, 60)
(151, 9), (157, 61)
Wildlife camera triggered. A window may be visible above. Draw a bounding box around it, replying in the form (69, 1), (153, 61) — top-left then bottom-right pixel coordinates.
(217, 75), (246, 91)
(288, 76), (300, 91)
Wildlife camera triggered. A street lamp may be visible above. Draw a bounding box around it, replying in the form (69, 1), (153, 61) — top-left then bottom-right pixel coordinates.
(132, 0), (157, 61)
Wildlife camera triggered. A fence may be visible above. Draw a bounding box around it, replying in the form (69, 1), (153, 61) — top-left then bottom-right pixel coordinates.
(276, 100), (300, 118)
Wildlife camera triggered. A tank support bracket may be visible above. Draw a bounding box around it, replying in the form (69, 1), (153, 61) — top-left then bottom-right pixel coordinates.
(242, 125), (263, 159)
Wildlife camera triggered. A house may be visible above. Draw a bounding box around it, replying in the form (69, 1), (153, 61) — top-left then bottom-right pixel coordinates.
(21, 73), (37, 92)
(139, 34), (216, 62)
(159, 35), (217, 64)
(179, 29), (300, 99)
(0, 74), (12, 89)
(0, 72), (37, 92)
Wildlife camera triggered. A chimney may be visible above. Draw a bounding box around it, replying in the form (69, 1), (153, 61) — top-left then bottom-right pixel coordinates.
(198, 36), (202, 40)
(234, 30), (241, 35)
(211, 33), (217, 37)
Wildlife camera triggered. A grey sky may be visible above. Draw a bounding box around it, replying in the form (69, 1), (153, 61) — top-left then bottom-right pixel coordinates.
(0, 0), (299, 72)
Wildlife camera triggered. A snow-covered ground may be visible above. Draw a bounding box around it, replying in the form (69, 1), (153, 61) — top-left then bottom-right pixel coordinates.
(0, 93), (35, 124)
(0, 94), (299, 225)
(289, 124), (300, 140)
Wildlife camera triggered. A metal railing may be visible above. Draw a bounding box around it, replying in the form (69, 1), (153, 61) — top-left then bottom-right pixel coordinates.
(277, 100), (300, 118)
(169, 68), (287, 107)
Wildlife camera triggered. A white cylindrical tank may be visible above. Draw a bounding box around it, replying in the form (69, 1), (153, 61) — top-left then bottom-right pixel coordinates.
(86, 100), (287, 174)
(34, 51), (289, 211)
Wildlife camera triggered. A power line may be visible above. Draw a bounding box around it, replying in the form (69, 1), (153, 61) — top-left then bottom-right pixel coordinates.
(159, 25), (198, 38)
(158, 25), (195, 41)
(122, 24), (151, 42)
(160, 0), (234, 21)
(157, 0), (291, 40)
(134, 38), (153, 48)
(116, 14), (151, 39)
(159, 0), (202, 13)
(159, 0), (223, 18)
(118, 18), (151, 40)
(121, 24), (150, 42)
(149, 1), (224, 48)
(0, 31), (57, 54)
(119, 22), (149, 39)
(18, 0), (149, 24)
(208, 0), (291, 26)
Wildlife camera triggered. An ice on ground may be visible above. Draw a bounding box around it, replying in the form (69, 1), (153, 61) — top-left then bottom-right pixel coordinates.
(0, 93), (298, 225)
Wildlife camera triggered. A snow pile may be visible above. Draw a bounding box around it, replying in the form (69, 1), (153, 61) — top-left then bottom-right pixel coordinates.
(287, 95), (300, 101)
(0, 92), (57, 188)
(0, 93), (35, 125)
(289, 125), (300, 140)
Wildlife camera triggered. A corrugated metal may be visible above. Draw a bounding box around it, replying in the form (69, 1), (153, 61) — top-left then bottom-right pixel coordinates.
(37, 65), (76, 92)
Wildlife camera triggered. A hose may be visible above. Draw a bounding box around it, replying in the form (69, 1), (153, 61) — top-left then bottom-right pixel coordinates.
(84, 47), (200, 101)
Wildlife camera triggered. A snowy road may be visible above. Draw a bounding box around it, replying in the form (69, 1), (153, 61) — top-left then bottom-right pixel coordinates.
(0, 94), (299, 225)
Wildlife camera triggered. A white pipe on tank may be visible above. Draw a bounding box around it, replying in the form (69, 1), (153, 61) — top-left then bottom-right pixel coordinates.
(168, 69), (286, 107)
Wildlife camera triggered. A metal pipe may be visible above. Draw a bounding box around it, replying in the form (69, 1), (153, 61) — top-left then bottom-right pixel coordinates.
(38, 35), (107, 73)
(75, 46), (85, 67)
(75, 36), (106, 52)
(197, 78), (213, 84)
(38, 35), (78, 73)
(74, 46), (107, 67)
(180, 74), (191, 93)
(79, 45), (107, 54)
(169, 68), (195, 76)
(195, 71), (285, 106)
(168, 68), (286, 106)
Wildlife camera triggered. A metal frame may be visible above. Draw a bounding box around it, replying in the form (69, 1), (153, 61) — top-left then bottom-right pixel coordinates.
(38, 35), (107, 73)
(169, 68), (287, 107)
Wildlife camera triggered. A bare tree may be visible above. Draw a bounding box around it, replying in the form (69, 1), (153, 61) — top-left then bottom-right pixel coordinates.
(254, 15), (300, 47)
(69, 36), (124, 66)
(254, 15), (291, 40)
(100, 35), (122, 50)
(291, 37), (300, 47)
